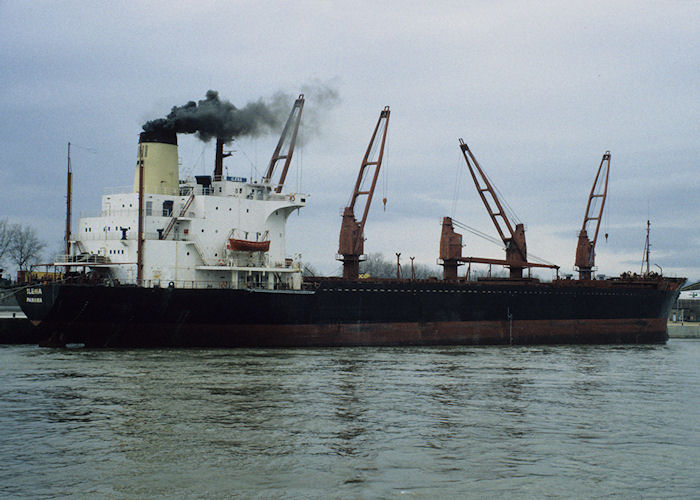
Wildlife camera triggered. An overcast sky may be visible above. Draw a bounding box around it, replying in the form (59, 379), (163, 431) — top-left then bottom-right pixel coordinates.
(1, 1), (698, 280)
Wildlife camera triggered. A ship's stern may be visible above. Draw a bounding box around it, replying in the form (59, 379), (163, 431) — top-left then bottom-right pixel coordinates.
(16, 283), (58, 324)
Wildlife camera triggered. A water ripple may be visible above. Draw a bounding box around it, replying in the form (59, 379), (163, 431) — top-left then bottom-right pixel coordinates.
(1, 342), (699, 498)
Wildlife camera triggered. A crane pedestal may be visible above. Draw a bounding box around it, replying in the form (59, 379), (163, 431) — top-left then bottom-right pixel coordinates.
(341, 257), (361, 280)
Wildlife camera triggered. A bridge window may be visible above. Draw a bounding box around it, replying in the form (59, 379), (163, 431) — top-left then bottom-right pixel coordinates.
(162, 200), (173, 217)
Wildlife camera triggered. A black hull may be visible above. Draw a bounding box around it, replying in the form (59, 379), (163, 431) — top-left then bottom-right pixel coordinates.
(17, 278), (683, 347)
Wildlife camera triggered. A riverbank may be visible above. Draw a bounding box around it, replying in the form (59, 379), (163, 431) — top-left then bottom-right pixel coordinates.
(668, 322), (700, 339)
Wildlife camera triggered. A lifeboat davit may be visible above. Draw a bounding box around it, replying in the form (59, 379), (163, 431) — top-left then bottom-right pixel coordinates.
(227, 238), (270, 252)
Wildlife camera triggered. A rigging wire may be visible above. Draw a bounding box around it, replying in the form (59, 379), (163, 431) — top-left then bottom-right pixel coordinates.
(463, 149), (522, 226)
(452, 219), (505, 249)
(526, 252), (558, 267)
(236, 145), (262, 180)
(450, 154), (462, 219)
(186, 143), (208, 178)
(452, 218), (557, 268)
(483, 167), (522, 226)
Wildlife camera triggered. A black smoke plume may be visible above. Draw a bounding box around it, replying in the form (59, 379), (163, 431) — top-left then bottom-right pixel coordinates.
(143, 84), (341, 144)
(142, 90), (288, 143)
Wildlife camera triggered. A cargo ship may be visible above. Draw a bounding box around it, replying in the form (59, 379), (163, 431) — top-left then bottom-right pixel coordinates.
(17, 94), (684, 347)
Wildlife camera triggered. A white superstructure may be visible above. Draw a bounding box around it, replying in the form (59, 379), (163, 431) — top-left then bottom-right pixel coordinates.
(58, 130), (307, 290)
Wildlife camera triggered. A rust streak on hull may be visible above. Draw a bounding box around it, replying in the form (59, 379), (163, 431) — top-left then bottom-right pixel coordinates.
(39, 317), (669, 348)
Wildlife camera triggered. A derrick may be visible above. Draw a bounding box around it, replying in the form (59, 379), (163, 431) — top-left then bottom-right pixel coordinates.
(440, 139), (558, 281)
(338, 106), (391, 280)
(575, 151), (611, 279)
(262, 94), (305, 193)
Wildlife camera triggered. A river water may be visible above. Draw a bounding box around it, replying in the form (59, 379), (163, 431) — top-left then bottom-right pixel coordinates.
(1, 341), (699, 498)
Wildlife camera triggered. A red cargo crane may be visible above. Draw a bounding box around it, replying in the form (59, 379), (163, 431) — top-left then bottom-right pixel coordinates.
(440, 139), (559, 280)
(338, 106), (391, 280)
(575, 151), (611, 280)
(262, 94), (305, 193)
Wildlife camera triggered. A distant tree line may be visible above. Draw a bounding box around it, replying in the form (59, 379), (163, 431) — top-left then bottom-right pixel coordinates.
(0, 219), (45, 274)
(302, 253), (511, 280)
(359, 252), (439, 280)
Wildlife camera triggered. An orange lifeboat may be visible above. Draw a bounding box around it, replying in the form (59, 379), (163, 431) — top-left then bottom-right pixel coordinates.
(227, 238), (270, 252)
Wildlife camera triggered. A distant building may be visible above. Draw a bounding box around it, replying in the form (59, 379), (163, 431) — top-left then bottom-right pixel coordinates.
(670, 282), (700, 322)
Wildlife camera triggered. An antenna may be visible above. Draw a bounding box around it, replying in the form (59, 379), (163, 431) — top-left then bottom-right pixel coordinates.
(65, 142), (72, 266)
(641, 220), (651, 276)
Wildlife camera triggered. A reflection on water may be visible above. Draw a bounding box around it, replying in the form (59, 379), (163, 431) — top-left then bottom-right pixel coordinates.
(1, 342), (700, 498)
